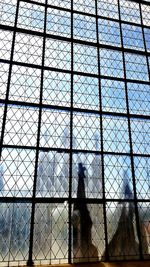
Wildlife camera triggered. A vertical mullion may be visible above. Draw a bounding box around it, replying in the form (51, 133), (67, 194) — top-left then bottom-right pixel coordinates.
(68, 0), (73, 263)
(0, 0), (20, 160)
(118, 0), (143, 260)
(138, 2), (150, 259)
(27, 0), (48, 265)
(139, 3), (150, 82)
(0, 2), (20, 262)
(95, 0), (109, 261)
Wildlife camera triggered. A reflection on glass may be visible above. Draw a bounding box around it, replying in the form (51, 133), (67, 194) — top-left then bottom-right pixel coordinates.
(72, 152), (102, 199)
(0, 203), (31, 264)
(134, 157), (150, 199)
(73, 113), (100, 151)
(72, 163), (100, 262)
(1, 148), (35, 197)
(104, 155), (133, 199)
(33, 203), (68, 265)
(103, 115), (130, 153)
(106, 202), (139, 260)
(138, 203), (150, 258)
(40, 109), (70, 148)
(36, 151), (69, 198)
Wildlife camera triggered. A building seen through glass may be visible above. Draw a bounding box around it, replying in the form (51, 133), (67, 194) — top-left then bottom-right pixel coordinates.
(0, 0), (150, 265)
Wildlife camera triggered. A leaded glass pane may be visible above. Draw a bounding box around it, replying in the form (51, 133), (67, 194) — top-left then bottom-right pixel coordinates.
(120, 0), (141, 24)
(74, 14), (96, 42)
(100, 49), (124, 78)
(4, 105), (39, 147)
(0, 0), (16, 26)
(97, 0), (119, 19)
(106, 202), (139, 260)
(0, 29), (13, 60)
(73, 75), (99, 110)
(33, 203), (68, 265)
(74, 43), (98, 74)
(40, 109), (70, 149)
(98, 19), (121, 47)
(36, 151), (69, 198)
(18, 2), (45, 32)
(73, 112), (101, 151)
(47, 8), (71, 37)
(122, 24), (144, 51)
(0, 63), (9, 99)
(1, 148), (35, 197)
(0, 203), (31, 264)
(9, 65), (41, 103)
(14, 33), (43, 65)
(144, 28), (150, 52)
(104, 155), (133, 199)
(101, 79), (126, 113)
(141, 4), (150, 26)
(103, 115), (130, 153)
(45, 39), (71, 70)
(131, 119), (150, 155)
(48, 0), (70, 9)
(43, 71), (71, 106)
(125, 53), (149, 81)
(127, 82), (150, 115)
(73, 0), (96, 14)
(134, 157), (150, 200)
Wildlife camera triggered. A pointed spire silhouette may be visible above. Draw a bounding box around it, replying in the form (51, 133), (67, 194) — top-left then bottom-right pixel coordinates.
(72, 162), (98, 260)
(94, 133), (99, 151)
(122, 170), (132, 200)
(77, 163), (86, 198)
(103, 168), (139, 259)
(73, 163), (89, 212)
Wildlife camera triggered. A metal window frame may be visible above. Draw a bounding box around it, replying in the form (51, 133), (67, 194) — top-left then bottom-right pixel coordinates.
(0, 0), (150, 265)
